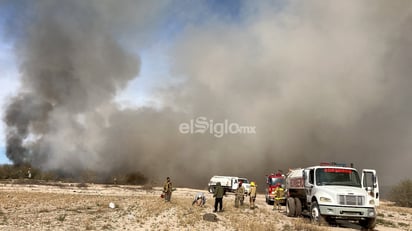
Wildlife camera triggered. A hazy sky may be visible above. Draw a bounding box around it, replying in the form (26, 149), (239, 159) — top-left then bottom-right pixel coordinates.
(1, 0), (412, 188)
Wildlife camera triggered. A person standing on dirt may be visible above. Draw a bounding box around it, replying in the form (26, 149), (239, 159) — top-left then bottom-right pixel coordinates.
(163, 177), (173, 202)
(249, 181), (257, 209)
(213, 182), (224, 212)
(235, 181), (245, 208)
(273, 184), (285, 211)
(27, 168), (32, 179)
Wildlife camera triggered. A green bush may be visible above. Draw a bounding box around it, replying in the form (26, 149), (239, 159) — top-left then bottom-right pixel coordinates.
(390, 179), (412, 207)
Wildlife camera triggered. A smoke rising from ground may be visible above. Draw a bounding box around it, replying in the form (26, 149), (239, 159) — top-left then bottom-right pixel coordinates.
(3, 0), (145, 170)
(2, 1), (412, 188)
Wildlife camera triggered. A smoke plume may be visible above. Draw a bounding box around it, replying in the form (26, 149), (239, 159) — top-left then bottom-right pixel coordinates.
(2, 0), (412, 188)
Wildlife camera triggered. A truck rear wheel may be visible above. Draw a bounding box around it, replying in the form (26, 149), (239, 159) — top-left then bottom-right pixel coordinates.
(359, 218), (376, 230)
(310, 201), (326, 225)
(208, 186), (214, 193)
(294, 197), (302, 216)
(286, 197), (296, 217)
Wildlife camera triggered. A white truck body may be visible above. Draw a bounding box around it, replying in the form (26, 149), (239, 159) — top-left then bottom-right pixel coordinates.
(285, 165), (379, 229)
(208, 176), (251, 194)
(238, 177), (251, 194)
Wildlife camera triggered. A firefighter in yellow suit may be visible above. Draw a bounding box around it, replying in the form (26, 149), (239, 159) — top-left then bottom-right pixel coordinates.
(273, 185), (285, 211)
(249, 181), (257, 209)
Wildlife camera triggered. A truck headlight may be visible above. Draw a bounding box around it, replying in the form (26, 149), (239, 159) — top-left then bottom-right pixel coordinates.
(272, 191), (275, 194)
(320, 197), (332, 202)
(369, 200), (375, 205)
(367, 208), (375, 217)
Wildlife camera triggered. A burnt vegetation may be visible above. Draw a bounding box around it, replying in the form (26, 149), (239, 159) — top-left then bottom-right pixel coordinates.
(0, 164), (148, 185)
(390, 179), (412, 208)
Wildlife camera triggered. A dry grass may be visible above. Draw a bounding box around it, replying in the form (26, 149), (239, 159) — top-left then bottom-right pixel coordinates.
(0, 184), (411, 230)
(374, 201), (412, 230)
(380, 200), (412, 214)
(292, 219), (329, 231)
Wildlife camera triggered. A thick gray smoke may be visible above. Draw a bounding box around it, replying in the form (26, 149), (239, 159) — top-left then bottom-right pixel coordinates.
(3, 0), (149, 171)
(2, 0), (412, 189)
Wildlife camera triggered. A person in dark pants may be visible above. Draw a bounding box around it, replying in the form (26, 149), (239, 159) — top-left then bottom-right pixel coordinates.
(213, 182), (224, 212)
(163, 177), (173, 202)
(235, 181), (245, 208)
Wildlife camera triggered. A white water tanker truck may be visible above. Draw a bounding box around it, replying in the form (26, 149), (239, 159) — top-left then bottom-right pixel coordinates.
(285, 163), (379, 229)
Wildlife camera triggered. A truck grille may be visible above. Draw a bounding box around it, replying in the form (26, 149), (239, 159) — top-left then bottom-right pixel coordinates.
(338, 195), (364, 206)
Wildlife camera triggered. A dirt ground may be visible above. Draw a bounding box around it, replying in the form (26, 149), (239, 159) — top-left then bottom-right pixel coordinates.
(0, 181), (410, 231)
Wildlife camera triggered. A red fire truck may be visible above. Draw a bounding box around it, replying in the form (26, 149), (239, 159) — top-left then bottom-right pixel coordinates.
(265, 171), (286, 205)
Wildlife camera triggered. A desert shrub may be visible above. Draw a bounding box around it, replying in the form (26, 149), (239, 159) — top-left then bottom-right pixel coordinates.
(0, 164), (150, 186)
(0, 164), (62, 181)
(38, 170), (59, 181)
(0, 164), (32, 179)
(56, 214), (66, 222)
(79, 170), (98, 183)
(293, 219), (328, 231)
(124, 172), (148, 185)
(142, 183), (154, 190)
(389, 179), (412, 207)
(376, 218), (397, 228)
(0, 165), (11, 179)
(76, 182), (88, 188)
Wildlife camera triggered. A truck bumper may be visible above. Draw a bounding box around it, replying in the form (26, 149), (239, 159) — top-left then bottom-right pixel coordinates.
(319, 205), (376, 219)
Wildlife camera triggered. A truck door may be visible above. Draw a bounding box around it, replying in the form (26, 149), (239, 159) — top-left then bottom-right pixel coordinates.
(232, 178), (238, 191)
(304, 169), (315, 203)
(362, 169), (380, 206)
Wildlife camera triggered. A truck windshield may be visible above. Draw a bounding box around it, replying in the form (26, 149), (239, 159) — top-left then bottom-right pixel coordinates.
(268, 178), (285, 186)
(315, 168), (361, 187)
(239, 178), (249, 184)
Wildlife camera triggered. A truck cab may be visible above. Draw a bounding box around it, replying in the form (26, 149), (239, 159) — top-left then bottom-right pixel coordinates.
(208, 176), (251, 194)
(237, 178), (251, 194)
(265, 172), (285, 204)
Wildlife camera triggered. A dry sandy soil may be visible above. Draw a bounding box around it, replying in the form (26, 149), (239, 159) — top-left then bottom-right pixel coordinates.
(0, 180), (410, 231)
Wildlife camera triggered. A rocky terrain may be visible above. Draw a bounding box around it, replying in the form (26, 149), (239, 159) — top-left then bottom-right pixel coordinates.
(0, 181), (410, 230)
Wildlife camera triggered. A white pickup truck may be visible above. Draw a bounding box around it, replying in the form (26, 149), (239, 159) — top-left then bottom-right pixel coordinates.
(208, 176), (251, 194)
(285, 163), (379, 229)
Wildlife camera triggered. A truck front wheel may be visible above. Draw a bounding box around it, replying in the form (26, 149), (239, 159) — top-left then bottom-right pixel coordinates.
(286, 197), (296, 217)
(310, 201), (326, 225)
(359, 218), (376, 230)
